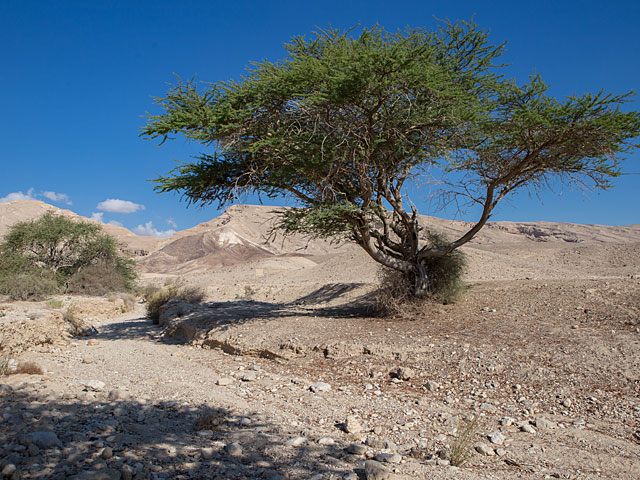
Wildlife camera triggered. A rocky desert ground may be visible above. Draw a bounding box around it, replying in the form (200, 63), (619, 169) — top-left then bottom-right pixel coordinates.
(1, 200), (639, 480)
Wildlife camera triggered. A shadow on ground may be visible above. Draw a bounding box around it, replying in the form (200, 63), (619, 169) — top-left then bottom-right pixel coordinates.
(0, 382), (360, 479)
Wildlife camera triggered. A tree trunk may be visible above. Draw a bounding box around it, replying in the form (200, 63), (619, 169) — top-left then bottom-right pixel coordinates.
(410, 262), (430, 298)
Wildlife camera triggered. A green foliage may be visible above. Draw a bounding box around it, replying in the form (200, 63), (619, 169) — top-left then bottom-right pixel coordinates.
(143, 21), (640, 299)
(1, 272), (60, 301)
(46, 299), (64, 309)
(144, 282), (205, 323)
(0, 213), (137, 299)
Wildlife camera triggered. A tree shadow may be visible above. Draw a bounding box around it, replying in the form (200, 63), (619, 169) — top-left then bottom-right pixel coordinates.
(0, 383), (361, 479)
(87, 282), (377, 344)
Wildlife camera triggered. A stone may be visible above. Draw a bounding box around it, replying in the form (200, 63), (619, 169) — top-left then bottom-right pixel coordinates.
(201, 447), (215, 460)
(475, 443), (495, 456)
(310, 382), (331, 393)
(500, 417), (514, 427)
(101, 447), (113, 460)
(562, 399), (572, 408)
(85, 380), (106, 392)
(107, 390), (131, 401)
(488, 431), (506, 445)
(343, 474), (359, 480)
(393, 367), (415, 381)
(216, 377), (234, 386)
(364, 460), (392, 480)
(121, 466), (133, 480)
(22, 430), (62, 449)
(241, 371), (257, 382)
(479, 402), (497, 413)
(535, 417), (556, 429)
(2, 464), (17, 477)
(521, 424), (536, 434)
(346, 443), (367, 455)
(425, 381), (439, 392)
(375, 452), (402, 463)
(285, 437), (307, 447)
(226, 442), (243, 456)
(344, 415), (362, 434)
(68, 468), (121, 480)
(365, 437), (388, 449)
(318, 437), (335, 446)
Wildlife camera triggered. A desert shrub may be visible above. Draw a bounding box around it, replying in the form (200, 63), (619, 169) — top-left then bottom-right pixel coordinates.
(65, 262), (134, 296)
(376, 231), (466, 317)
(2, 272), (60, 301)
(62, 305), (95, 336)
(194, 411), (225, 431)
(144, 281), (205, 323)
(447, 415), (480, 467)
(46, 299), (64, 309)
(14, 361), (44, 375)
(0, 213), (137, 299)
(0, 358), (9, 376)
(108, 292), (136, 312)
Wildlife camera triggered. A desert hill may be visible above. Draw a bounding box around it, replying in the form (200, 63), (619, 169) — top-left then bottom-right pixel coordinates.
(1, 200), (639, 284)
(0, 200), (162, 254)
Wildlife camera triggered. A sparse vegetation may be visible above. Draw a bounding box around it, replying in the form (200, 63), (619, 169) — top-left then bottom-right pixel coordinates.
(0, 359), (43, 376)
(0, 213), (137, 299)
(447, 415), (480, 467)
(235, 285), (256, 301)
(0, 358), (9, 376)
(14, 361), (44, 375)
(46, 299), (64, 309)
(194, 411), (226, 431)
(376, 231), (467, 315)
(144, 281), (205, 323)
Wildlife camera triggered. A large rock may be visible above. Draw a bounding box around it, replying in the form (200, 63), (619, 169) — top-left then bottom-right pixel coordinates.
(364, 460), (393, 480)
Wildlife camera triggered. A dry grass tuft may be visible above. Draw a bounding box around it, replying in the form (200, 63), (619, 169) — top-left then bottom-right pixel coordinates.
(194, 412), (225, 431)
(144, 281), (205, 323)
(447, 415), (480, 467)
(14, 361), (44, 375)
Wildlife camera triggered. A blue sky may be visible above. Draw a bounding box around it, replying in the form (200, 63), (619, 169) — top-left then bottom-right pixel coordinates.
(1, 0), (638, 235)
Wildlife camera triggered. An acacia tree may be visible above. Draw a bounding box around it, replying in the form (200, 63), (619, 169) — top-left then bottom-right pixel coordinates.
(142, 21), (640, 298)
(0, 213), (136, 297)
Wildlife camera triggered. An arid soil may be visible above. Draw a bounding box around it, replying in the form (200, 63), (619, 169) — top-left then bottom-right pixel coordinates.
(1, 201), (639, 479)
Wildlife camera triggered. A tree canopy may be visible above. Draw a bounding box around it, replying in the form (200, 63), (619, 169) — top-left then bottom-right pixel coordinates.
(0, 213), (136, 299)
(142, 21), (640, 298)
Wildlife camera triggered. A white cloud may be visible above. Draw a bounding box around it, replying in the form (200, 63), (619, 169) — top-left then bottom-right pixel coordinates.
(42, 191), (72, 205)
(133, 221), (176, 238)
(90, 212), (104, 222)
(97, 198), (145, 214)
(166, 218), (178, 229)
(0, 188), (36, 203)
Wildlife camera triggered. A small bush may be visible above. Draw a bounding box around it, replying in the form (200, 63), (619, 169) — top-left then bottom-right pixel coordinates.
(194, 412), (225, 431)
(46, 299), (64, 309)
(62, 305), (95, 336)
(0, 358), (9, 376)
(111, 292), (136, 313)
(144, 281), (205, 323)
(14, 361), (44, 375)
(2, 272), (60, 301)
(65, 262), (134, 296)
(447, 415), (480, 467)
(376, 230), (466, 317)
